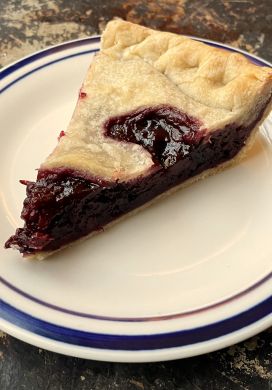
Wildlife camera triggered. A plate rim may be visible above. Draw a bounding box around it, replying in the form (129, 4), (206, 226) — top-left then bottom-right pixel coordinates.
(1, 305), (271, 363)
(1, 35), (272, 361)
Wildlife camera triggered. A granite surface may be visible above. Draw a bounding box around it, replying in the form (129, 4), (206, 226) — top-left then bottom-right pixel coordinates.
(1, 0), (272, 67)
(1, 0), (272, 389)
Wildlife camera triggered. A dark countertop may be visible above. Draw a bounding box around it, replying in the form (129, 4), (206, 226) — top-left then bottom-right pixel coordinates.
(1, 1), (272, 389)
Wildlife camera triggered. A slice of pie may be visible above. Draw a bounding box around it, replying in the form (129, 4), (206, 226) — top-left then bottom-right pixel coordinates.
(5, 20), (272, 259)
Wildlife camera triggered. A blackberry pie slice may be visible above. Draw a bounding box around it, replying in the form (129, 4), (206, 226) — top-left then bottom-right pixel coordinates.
(5, 20), (272, 259)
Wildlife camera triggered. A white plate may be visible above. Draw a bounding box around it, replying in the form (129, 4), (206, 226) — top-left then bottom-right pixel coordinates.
(0, 37), (271, 362)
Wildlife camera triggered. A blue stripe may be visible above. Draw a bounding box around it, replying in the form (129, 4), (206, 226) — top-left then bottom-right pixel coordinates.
(0, 36), (100, 80)
(1, 297), (271, 350)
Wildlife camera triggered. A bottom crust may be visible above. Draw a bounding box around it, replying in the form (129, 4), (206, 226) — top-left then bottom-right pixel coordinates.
(25, 117), (265, 261)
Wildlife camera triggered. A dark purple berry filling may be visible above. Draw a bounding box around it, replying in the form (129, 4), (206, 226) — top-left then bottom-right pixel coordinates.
(105, 106), (205, 168)
(5, 105), (265, 255)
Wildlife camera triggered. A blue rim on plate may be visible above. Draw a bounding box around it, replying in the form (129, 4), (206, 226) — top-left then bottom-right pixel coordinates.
(1, 36), (272, 355)
(1, 297), (271, 350)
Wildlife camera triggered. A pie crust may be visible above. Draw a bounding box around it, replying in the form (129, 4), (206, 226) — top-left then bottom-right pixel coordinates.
(5, 20), (272, 259)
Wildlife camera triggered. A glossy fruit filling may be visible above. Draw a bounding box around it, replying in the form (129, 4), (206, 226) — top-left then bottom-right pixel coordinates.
(105, 106), (204, 168)
(5, 106), (260, 255)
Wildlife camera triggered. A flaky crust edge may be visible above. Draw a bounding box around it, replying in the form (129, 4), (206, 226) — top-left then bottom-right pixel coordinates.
(102, 20), (272, 121)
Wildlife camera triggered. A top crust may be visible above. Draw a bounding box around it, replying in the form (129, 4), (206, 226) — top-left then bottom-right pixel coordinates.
(102, 20), (272, 117)
(41, 20), (272, 182)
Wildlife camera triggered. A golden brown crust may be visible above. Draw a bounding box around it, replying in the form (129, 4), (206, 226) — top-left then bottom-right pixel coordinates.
(103, 20), (272, 118)
(42, 20), (272, 182)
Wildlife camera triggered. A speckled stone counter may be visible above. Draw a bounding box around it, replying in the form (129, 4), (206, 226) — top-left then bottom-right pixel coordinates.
(1, 1), (272, 389)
